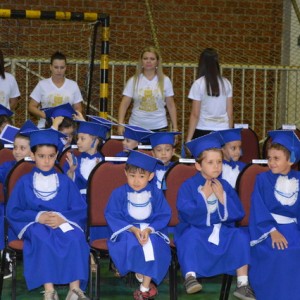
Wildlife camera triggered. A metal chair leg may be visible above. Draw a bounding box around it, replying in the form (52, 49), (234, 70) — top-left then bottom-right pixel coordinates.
(219, 274), (233, 300)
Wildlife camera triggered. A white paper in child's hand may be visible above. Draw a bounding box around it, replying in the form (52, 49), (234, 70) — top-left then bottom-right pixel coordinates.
(59, 222), (74, 233)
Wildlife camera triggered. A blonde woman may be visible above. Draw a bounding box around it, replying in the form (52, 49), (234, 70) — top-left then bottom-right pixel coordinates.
(118, 46), (178, 134)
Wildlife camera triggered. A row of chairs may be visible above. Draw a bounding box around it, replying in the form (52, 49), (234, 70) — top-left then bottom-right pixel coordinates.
(0, 133), (268, 299)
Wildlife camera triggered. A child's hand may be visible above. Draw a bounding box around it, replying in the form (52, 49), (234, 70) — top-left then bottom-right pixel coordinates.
(46, 212), (65, 229)
(211, 179), (225, 204)
(66, 152), (77, 171)
(73, 110), (85, 121)
(51, 116), (64, 130)
(270, 230), (288, 250)
(38, 212), (65, 228)
(140, 228), (152, 245)
(129, 226), (151, 246)
(38, 212), (52, 224)
(201, 180), (213, 198)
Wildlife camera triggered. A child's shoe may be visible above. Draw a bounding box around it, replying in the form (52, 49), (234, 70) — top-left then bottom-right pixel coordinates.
(233, 284), (256, 300)
(133, 283), (158, 300)
(43, 290), (59, 300)
(65, 288), (90, 300)
(184, 275), (202, 294)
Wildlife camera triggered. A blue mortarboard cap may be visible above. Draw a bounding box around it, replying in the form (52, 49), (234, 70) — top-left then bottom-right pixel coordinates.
(0, 104), (13, 117)
(19, 120), (39, 134)
(28, 129), (67, 148)
(77, 121), (110, 140)
(43, 103), (76, 119)
(0, 120), (38, 144)
(87, 115), (116, 129)
(218, 128), (242, 144)
(127, 150), (159, 172)
(268, 130), (300, 163)
(0, 124), (19, 144)
(185, 132), (223, 159)
(148, 131), (181, 148)
(121, 124), (152, 142)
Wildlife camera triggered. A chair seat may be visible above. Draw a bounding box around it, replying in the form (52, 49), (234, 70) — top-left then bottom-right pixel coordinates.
(8, 240), (24, 251)
(91, 238), (108, 251)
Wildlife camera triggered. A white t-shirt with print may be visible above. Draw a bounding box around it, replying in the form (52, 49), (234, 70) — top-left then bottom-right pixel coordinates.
(188, 76), (232, 130)
(123, 74), (174, 130)
(0, 72), (20, 109)
(30, 77), (83, 128)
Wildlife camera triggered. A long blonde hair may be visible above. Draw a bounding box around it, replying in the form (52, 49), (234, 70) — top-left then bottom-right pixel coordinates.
(133, 46), (165, 97)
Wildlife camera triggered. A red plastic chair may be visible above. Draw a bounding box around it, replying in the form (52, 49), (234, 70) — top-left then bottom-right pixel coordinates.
(164, 161), (235, 300)
(87, 161), (127, 299)
(100, 138), (123, 157)
(240, 128), (260, 164)
(236, 163), (269, 226)
(0, 160), (62, 300)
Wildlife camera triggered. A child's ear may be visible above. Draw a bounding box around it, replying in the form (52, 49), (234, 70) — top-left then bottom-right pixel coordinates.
(195, 162), (202, 172)
(30, 152), (35, 161)
(148, 172), (155, 181)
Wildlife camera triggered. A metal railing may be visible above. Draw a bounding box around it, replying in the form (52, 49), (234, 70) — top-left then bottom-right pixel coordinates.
(5, 57), (300, 144)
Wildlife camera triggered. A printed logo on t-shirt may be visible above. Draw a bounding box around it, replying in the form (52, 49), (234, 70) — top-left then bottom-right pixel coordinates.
(139, 88), (158, 112)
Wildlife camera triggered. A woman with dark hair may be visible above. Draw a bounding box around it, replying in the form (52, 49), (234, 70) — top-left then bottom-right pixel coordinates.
(186, 48), (233, 141)
(29, 51), (83, 129)
(0, 50), (20, 110)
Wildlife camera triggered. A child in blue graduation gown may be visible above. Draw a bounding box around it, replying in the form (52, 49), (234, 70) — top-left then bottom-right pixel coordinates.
(148, 131), (180, 190)
(115, 124), (152, 159)
(105, 150), (171, 300)
(6, 129), (90, 300)
(0, 121), (37, 278)
(218, 128), (246, 188)
(249, 130), (300, 300)
(64, 121), (109, 198)
(175, 132), (255, 299)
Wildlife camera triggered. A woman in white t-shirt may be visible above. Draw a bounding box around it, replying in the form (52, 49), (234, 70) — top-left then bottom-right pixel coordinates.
(29, 51), (83, 128)
(118, 46), (178, 133)
(186, 48), (233, 142)
(0, 50), (20, 110)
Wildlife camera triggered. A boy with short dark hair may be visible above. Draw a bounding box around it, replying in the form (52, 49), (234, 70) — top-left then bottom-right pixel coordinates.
(105, 150), (171, 300)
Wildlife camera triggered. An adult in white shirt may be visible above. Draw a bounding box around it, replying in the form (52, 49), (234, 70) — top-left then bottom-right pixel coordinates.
(29, 51), (83, 128)
(186, 48), (233, 142)
(0, 50), (20, 110)
(118, 46), (178, 133)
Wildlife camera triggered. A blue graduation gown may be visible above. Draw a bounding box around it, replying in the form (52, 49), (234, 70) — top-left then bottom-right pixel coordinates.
(0, 160), (16, 250)
(105, 183), (171, 284)
(6, 167), (89, 290)
(221, 159), (246, 188)
(249, 170), (300, 300)
(153, 161), (175, 190)
(63, 151), (104, 195)
(174, 172), (250, 277)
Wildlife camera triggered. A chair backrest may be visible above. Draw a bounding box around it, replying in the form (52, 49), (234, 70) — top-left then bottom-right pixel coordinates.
(6, 160), (62, 200)
(0, 148), (15, 203)
(236, 163), (269, 226)
(240, 128), (260, 164)
(0, 148), (14, 164)
(58, 147), (80, 169)
(100, 138), (123, 157)
(164, 162), (197, 226)
(87, 161), (127, 227)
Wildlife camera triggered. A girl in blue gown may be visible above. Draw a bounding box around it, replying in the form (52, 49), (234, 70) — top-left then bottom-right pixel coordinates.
(147, 131), (180, 190)
(249, 130), (300, 300)
(6, 129), (90, 300)
(218, 128), (246, 188)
